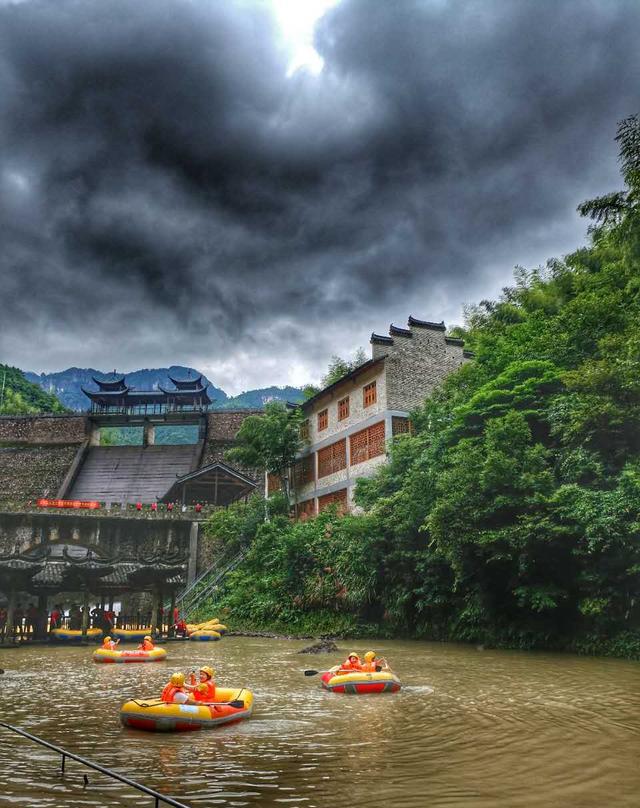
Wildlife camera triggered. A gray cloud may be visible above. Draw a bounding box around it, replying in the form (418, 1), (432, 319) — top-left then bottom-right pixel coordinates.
(1, 0), (638, 392)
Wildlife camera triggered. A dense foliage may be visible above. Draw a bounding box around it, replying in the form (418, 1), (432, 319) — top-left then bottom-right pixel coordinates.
(203, 119), (640, 657)
(225, 401), (304, 495)
(0, 365), (67, 415)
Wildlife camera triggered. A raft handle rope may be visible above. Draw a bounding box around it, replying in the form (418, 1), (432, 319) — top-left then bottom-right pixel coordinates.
(0, 722), (191, 808)
(133, 688), (246, 710)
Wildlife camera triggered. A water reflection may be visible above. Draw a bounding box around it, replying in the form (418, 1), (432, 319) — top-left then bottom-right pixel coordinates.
(0, 639), (639, 807)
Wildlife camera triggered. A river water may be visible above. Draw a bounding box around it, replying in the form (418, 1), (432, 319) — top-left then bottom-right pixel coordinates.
(0, 638), (639, 807)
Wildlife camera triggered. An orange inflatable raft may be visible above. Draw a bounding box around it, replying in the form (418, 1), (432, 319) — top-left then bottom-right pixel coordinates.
(321, 669), (401, 694)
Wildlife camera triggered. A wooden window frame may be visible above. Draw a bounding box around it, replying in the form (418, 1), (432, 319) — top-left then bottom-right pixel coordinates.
(317, 439), (347, 478)
(349, 421), (385, 465)
(317, 408), (328, 431)
(338, 396), (350, 421)
(300, 419), (310, 441)
(318, 488), (348, 514)
(363, 381), (377, 408)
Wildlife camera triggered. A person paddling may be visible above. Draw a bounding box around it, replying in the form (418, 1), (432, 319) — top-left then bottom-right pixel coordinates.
(160, 672), (192, 704)
(339, 652), (363, 672)
(137, 635), (154, 651)
(102, 635), (120, 651)
(361, 650), (388, 672)
(193, 666), (217, 702)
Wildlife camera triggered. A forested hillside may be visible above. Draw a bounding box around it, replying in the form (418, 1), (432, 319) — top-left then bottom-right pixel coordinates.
(0, 365), (67, 415)
(200, 118), (640, 658)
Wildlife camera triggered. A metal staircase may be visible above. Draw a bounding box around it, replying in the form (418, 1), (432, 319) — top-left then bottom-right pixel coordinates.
(173, 548), (247, 620)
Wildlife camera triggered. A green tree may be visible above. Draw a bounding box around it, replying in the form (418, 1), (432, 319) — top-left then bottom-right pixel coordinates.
(225, 401), (304, 497)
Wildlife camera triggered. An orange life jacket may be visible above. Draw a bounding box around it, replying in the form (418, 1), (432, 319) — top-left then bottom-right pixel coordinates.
(161, 684), (183, 703)
(361, 662), (377, 672)
(138, 640), (154, 651)
(103, 639), (116, 650)
(341, 659), (362, 671)
(194, 680), (216, 702)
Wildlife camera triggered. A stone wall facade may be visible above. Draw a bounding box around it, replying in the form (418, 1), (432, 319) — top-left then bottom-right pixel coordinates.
(0, 414), (87, 445)
(384, 318), (468, 411)
(0, 446), (80, 505)
(0, 511), (194, 562)
(201, 410), (265, 494)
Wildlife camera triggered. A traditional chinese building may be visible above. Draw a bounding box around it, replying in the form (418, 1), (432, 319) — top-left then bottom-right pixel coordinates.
(287, 315), (472, 516)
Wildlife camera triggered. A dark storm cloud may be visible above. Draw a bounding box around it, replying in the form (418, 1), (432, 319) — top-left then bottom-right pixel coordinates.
(1, 0), (639, 388)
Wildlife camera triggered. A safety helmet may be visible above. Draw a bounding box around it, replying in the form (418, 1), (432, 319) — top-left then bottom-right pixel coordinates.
(104, 636), (111, 641)
(364, 651), (376, 662)
(348, 652), (359, 660)
(144, 636), (152, 642)
(170, 672), (185, 687)
(200, 665), (215, 680)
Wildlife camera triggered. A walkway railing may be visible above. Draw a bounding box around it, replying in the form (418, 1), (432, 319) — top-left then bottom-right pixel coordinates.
(0, 723), (191, 808)
(174, 548), (247, 619)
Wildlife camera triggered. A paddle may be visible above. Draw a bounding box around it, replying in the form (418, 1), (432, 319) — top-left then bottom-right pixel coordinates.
(133, 696), (246, 709)
(304, 664), (384, 676)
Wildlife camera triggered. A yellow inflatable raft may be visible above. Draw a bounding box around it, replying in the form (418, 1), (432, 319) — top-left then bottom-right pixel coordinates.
(50, 627), (103, 642)
(93, 647), (167, 664)
(112, 628), (153, 643)
(186, 620), (227, 635)
(189, 629), (221, 641)
(120, 688), (253, 732)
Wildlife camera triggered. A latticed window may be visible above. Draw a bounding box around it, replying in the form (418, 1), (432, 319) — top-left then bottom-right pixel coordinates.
(293, 454), (315, 487)
(317, 439), (347, 478)
(318, 488), (348, 514)
(363, 381), (377, 408)
(297, 498), (316, 519)
(267, 472), (282, 494)
(392, 416), (411, 436)
(350, 421), (385, 465)
(317, 409), (328, 431)
(300, 419), (310, 441)
(338, 396), (350, 421)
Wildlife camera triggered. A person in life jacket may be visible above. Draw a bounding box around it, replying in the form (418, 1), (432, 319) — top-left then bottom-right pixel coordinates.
(102, 635), (119, 651)
(161, 672), (192, 704)
(340, 652), (363, 672)
(137, 635), (154, 651)
(361, 650), (388, 672)
(193, 666), (217, 702)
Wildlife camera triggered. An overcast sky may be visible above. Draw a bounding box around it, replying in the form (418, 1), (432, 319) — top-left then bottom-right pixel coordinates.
(1, 0), (638, 394)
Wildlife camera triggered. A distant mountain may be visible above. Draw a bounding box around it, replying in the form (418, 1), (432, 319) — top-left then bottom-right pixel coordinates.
(23, 367), (304, 412)
(221, 386), (306, 410)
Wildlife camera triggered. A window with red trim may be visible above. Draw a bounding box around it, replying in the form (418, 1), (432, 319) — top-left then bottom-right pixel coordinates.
(349, 421), (385, 465)
(317, 439), (347, 478)
(318, 409), (328, 431)
(318, 488), (348, 514)
(363, 381), (377, 408)
(338, 396), (350, 420)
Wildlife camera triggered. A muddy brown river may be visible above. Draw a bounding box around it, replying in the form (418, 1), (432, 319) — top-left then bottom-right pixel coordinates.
(0, 637), (639, 807)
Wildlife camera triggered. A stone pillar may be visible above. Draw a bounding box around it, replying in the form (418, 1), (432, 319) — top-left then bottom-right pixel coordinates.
(168, 589), (176, 638)
(37, 594), (48, 640)
(81, 590), (89, 640)
(150, 589), (159, 639)
(5, 588), (16, 641)
(187, 522), (199, 584)
(89, 424), (101, 447)
(143, 423), (155, 447)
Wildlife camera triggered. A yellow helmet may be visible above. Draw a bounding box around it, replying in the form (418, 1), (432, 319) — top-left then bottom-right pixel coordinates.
(347, 651), (359, 660)
(200, 665), (215, 679)
(144, 636), (152, 642)
(103, 636), (111, 642)
(170, 672), (185, 687)
(364, 651), (376, 662)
